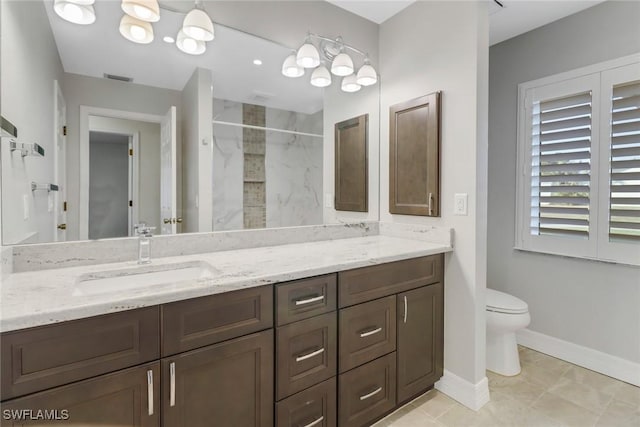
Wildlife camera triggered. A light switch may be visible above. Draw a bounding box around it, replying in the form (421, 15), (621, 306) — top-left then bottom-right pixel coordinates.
(454, 193), (468, 216)
(324, 193), (333, 208)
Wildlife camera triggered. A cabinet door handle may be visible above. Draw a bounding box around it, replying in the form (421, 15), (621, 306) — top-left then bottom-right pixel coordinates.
(169, 362), (176, 407)
(403, 295), (408, 323)
(295, 295), (324, 306)
(147, 370), (154, 416)
(295, 347), (325, 362)
(428, 192), (434, 215)
(302, 416), (324, 427)
(359, 327), (382, 338)
(359, 386), (382, 401)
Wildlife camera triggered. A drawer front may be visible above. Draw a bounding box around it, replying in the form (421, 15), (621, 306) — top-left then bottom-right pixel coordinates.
(338, 255), (443, 307)
(339, 296), (396, 373)
(162, 285), (273, 356)
(1, 307), (160, 401)
(276, 274), (337, 326)
(277, 312), (337, 400)
(338, 352), (397, 427)
(276, 377), (336, 427)
(1, 362), (160, 427)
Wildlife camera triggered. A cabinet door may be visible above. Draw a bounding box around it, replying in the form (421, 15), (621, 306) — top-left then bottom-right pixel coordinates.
(1, 362), (160, 426)
(162, 330), (273, 427)
(389, 92), (441, 216)
(277, 312), (337, 400)
(396, 283), (444, 403)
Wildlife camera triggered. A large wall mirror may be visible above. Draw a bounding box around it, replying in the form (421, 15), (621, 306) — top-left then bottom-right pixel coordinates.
(0, 0), (380, 245)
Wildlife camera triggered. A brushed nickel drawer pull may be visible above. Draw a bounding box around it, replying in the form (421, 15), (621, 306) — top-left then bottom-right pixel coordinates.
(302, 415), (324, 427)
(359, 386), (382, 401)
(295, 295), (325, 306)
(147, 370), (154, 416)
(403, 295), (408, 324)
(169, 362), (176, 407)
(428, 192), (434, 215)
(359, 327), (382, 338)
(295, 347), (325, 362)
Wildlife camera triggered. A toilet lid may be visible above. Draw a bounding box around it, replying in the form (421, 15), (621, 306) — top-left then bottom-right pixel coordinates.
(486, 289), (529, 314)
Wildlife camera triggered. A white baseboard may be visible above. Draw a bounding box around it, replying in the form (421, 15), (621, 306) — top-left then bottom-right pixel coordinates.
(435, 369), (490, 411)
(517, 328), (640, 387)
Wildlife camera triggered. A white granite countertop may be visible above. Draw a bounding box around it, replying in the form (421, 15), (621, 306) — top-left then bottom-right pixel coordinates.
(0, 235), (451, 333)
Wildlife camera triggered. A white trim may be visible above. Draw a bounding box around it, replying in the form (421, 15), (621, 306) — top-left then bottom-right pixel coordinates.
(435, 370), (490, 411)
(79, 106), (163, 240)
(128, 133), (140, 236)
(517, 328), (640, 387)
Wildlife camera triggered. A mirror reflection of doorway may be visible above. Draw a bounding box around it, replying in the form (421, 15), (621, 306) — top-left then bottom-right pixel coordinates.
(88, 131), (135, 239)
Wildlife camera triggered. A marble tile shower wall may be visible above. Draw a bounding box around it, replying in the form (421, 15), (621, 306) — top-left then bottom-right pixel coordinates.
(211, 98), (323, 231)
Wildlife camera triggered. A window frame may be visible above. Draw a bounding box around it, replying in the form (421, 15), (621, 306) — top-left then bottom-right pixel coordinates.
(515, 54), (640, 266)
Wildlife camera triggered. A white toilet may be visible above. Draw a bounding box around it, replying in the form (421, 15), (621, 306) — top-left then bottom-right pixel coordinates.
(486, 288), (530, 376)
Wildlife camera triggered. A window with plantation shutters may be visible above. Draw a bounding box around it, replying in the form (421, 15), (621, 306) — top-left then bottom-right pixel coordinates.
(532, 92), (592, 238)
(516, 55), (640, 266)
(609, 81), (640, 242)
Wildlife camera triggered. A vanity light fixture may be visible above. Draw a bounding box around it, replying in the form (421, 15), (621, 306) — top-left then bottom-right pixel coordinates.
(176, 30), (206, 55)
(119, 14), (154, 44)
(341, 74), (361, 93)
(53, 0), (96, 25)
(182, 1), (215, 41)
(283, 33), (377, 93)
(281, 53), (305, 78)
(121, 0), (160, 22)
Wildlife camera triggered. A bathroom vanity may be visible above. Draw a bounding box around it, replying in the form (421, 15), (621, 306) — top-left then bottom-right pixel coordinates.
(0, 235), (449, 427)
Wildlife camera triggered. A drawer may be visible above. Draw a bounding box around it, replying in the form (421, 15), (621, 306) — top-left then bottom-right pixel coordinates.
(277, 312), (337, 400)
(338, 352), (397, 427)
(338, 254), (443, 307)
(339, 296), (396, 373)
(1, 362), (160, 427)
(162, 285), (273, 356)
(1, 307), (160, 401)
(276, 274), (337, 326)
(276, 377), (336, 427)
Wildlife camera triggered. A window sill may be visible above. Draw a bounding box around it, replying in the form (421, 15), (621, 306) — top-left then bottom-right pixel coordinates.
(513, 246), (640, 268)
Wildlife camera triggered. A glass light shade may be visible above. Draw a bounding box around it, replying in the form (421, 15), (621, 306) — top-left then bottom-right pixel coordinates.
(296, 43), (320, 68)
(53, 0), (96, 25)
(119, 14), (153, 44)
(310, 65), (331, 88)
(182, 8), (214, 41)
(121, 0), (160, 23)
(356, 63), (377, 86)
(281, 54), (304, 78)
(341, 74), (361, 93)
(176, 30), (206, 55)
(331, 52), (354, 76)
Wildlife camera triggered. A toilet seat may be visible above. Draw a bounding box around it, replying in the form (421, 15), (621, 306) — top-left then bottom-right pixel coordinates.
(486, 288), (528, 314)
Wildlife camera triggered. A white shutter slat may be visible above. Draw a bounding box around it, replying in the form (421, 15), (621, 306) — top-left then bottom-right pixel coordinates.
(609, 80), (640, 242)
(540, 128), (591, 143)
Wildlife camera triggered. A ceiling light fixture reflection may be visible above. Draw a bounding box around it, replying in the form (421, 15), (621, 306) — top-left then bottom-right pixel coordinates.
(121, 0), (160, 22)
(119, 14), (154, 44)
(182, 2), (214, 41)
(53, 0), (96, 25)
(331, 51), (354, 77)
(296, 36), (320, 68)
(176, 30), (206, 55)
(341, 74), (361, 93)
(356, 57), (377, 86)
(310, 65), (331, 88)
(281, 53), (304, 78)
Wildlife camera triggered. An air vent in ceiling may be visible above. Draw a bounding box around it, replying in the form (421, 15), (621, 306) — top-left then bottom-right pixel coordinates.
(251, 90), (275, 104)
(104, 73), (133, 83)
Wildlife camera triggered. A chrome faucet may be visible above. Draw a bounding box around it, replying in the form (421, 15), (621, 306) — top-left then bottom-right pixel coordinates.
(134, 223), (155, 264)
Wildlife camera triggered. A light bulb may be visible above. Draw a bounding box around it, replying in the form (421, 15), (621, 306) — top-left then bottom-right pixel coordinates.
(133, 4), (152, 20)
(63, 3), (83, 22)
(130, 24), (147, 41)
(183, 37), (197, 53)
(341, 74), (361, 93)
(331, 53), (354, 76)
(310, 66), (331, 88)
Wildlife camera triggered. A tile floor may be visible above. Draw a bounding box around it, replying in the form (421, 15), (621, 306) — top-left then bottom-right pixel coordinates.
(373, 346), (640, 427)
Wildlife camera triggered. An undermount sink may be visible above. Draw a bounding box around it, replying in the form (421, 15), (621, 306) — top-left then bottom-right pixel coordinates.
(72, 261), (215, 296)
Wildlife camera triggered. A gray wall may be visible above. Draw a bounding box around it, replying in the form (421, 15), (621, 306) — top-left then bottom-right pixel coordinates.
(488, 1), (640, 363)
(0, 0), (64, 244)
(89, 133), (129, 239)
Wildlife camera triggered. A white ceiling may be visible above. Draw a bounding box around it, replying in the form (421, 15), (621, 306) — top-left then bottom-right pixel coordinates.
(326, 0), (417, 24)
(44, 1), (324, 114)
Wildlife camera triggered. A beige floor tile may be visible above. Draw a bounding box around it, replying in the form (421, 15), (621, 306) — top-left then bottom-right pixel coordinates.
(518, 357), (571, 388)
(562, 365), (628, 396)
(411, 390), (458, 419)
(595, 398), (640, 427)
(386, 408), (441, 427)
(532, 392), (600, 427)
(513, 407), (568, 427)
(612, 381), (640, 407)
(548, 377), (614, 414)
(487, 372), (546, 406)
(437, 403), (505, 427)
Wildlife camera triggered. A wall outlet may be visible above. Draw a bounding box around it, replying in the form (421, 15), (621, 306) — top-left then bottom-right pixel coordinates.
(324, 193), (333, 208)
(454, 193), (468, 215)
